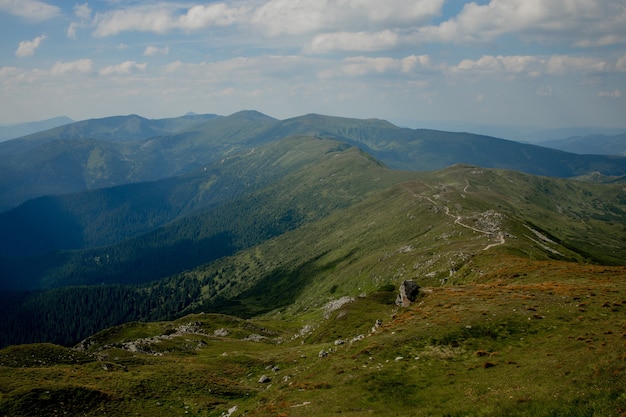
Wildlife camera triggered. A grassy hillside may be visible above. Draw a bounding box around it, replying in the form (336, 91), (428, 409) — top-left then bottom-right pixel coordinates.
(0, 151), (625, 415)
(2, 111), (626, 211)
(173, 164), (625, 321)
(1, 115), (625, 416)
(1, 161), (624, 348)
(0, 136), (411, 292)
(0, 112), (275, 211)
(0, 136), (370, 257)
(258, 113), (626, 176)
(1, 255), (624, 416)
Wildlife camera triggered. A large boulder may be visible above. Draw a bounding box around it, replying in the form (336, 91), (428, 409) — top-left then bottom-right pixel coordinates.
(395, 280), (420, 307)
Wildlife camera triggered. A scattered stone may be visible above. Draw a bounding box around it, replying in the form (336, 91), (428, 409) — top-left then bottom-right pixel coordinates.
(395, 280), (420, 307)
(176, 322), (203, 334)
(350, 334), (365, 343)
(395, 356), (404, 362)
(221, 405), (238, 417)
(214, 328), (229, 337)
(334, 339), (344, 346)
(258, 375), (271, 383)
(318, 349), (328, 358)
(244, 333), (266, 342)
(323, 296), (355, 318)
(371, 319), (383, 333)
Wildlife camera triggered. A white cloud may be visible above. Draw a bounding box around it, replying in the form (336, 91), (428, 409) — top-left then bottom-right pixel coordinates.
(450, 55), (542, 76)
(0, 0), (60, 21)
(177, 3), (243, 30)
(545, 55), (608, 75)
(160, 55), (322, 83)
(309, 30), (399, 53)
(598, 89), (622, 98)
(448, 54), (608, 77)
(0, 66), (19, 80)
(416, 0), (626, 46)
(144, 46), (170, 56)
(66, 22), (79, 39)
(164, 60), (183, 73)
(50, 59), (93, 76)
(74, 3), (91, 21)
(67, 3), (92, 38)
(250, 0), (326, 36)
(616, 55), (626, 72)
(340, 55), (430, 76)
(252, 0), (444, 36)
(100, 61), (148, 76)
(93, 3), (245, 37)
(15, 35), (46, 57)
(574, 35), (626, 48)
(93, 7), (173, 37)
(92, 0), (444, 38)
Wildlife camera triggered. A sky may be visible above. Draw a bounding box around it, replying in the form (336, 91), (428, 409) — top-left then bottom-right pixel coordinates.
(1, 0), (625, 130)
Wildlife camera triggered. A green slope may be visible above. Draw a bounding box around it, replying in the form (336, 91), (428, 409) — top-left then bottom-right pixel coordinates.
(0, 111), (275, 211)
(175, 164), (626, 320)
(0, 135), (354, 257)
(1, 257), (624, 416)
(256, 113), (626, 175)
(0, 136), (411, 291)
(2, 111), (626, 212)
(1, 155), (625, 416)
(2, 162), (624, 347)
(0, 114), (625, 416)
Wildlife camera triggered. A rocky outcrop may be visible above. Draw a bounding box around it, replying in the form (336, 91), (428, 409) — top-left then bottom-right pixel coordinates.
(395, 280), (420, 307)
(258, 375), (271, 383)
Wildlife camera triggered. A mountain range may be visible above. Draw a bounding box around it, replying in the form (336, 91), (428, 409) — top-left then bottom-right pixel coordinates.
(1, 111), (625, 212)
(538, 132), (626, 156)
(0, 116), (74, 142)
(0, 111), (625, 416)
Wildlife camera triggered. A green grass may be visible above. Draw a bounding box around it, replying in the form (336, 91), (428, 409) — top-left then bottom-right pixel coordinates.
(1, 255), (625, 416)
(2, 163), (626, 415)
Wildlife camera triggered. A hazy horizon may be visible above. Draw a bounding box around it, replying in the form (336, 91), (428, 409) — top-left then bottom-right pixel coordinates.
(1, 0), (625, 128)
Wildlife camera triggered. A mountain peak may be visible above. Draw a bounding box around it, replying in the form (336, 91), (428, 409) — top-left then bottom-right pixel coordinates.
(228, 110), (276, 122)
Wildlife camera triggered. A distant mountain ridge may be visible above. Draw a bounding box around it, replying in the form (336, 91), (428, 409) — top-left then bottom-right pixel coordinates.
(0, 113), (220, 155)
(0, 116), (74, 142)
(539, 132), (626, 156)
(1, 110), (626, 212)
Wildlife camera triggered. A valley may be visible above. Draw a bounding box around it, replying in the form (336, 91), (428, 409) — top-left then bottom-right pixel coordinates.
(0, 112), (625, 416)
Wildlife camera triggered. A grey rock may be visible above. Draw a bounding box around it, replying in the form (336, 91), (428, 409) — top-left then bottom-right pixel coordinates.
(395, 280), (420, 307)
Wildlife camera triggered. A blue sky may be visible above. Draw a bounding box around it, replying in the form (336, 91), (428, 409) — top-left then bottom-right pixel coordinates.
(1, 0), (625, 129)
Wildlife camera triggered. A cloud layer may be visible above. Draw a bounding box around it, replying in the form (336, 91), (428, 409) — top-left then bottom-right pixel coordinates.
(1, 0), (625, 128)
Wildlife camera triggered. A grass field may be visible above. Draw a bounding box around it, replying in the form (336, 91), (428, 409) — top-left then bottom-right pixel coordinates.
(2, 253), (625, 416)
